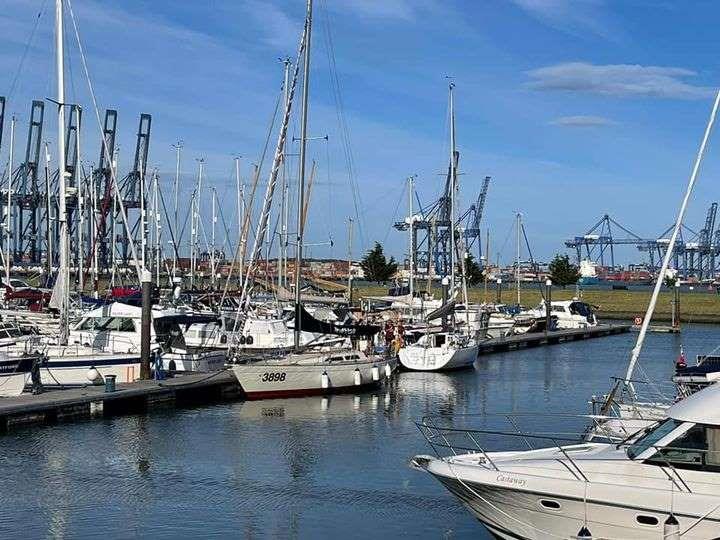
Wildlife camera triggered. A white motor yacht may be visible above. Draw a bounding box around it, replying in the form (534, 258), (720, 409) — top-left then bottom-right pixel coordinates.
(412, 384), (720, 539)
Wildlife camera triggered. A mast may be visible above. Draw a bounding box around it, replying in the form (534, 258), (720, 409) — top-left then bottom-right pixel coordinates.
(171, 140), (182, 278)
(235, 156), (243, 285)
(448, 82), (456, 302)
(516, 212), (521, 305)
(211, 187), (217, 288)
(624, 89), (720, 394)
(294, 0), (312, 351)
(44, 142), (52, 278)
(347, 217), (353, 305)
(75, 106), (83, 292)
(408, 175), (414, 319)
(56, 0), (69, 344)
(5, 116), (15, 288)
(279, 57), (291, 290)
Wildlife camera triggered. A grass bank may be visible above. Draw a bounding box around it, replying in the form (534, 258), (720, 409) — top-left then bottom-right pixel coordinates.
(354, 284), (720, 324)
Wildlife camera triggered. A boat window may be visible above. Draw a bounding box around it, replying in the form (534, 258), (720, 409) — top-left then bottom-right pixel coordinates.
(551, 305), (566, 313)
(434, 334), (446, 347)
(77, 316), (110, 330)
(646, 424), (720, 470)
(102, 317), (136, 332)
(327, 356), (343, 363)
(636, 515), (659, 526)
(569, 302), (594, 317)
(539, 499), (561, 510)
(626, 419), (681, 459)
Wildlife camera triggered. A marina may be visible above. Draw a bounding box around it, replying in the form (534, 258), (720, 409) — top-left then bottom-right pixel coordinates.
(3, 0), (720, 538)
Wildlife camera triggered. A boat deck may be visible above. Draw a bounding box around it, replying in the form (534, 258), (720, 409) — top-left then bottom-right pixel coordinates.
(477, 324), (631, 355)
(0, 369), (241, 431)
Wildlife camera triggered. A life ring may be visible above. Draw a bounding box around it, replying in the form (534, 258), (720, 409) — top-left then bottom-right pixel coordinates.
(634, 316), (642, 326)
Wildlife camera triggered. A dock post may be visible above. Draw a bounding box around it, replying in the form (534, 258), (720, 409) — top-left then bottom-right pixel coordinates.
(545, 278), (552, 333)
(496, 278), (502, 304)
(140, 269), (152, 379)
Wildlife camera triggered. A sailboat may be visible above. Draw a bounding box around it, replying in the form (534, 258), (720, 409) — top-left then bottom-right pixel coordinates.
(229, 0), (394, 399)
(586, 89), (720, 441)
(398, 83), (478, 372)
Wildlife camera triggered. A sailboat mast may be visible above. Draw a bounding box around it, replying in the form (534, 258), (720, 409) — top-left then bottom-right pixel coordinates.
(211, 187), (217, 288)
(408, 175), (414, 319)
(56, 0), (69, 343)
(235, 156), (243, 284)
(624, 89), (720, 393)
(516, 212), (521, 305)
(448, 82), (456, 301)
(294, 0), (313, 350)
(76, 106), (84, 292)
(5, 116), (14, 289)
(172, 141), (182, 278)
(347, 217), (353, 303)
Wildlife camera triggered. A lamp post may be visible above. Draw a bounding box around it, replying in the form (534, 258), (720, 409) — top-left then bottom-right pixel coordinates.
(496, 277), (502, 304)
(545, 278), (552, 333)
(673, 280), (681, 329)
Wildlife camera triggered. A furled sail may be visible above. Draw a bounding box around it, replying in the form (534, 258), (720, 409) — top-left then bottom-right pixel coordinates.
(425, 300), (456, 322)
(295, 304), (380, 338)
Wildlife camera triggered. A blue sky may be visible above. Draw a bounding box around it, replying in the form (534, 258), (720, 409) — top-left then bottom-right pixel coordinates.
(2, 0), (720, 266)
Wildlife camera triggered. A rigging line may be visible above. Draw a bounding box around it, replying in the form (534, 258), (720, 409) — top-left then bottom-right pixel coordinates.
(319, 0), (366, 249)
(382, 180), (407, 246)
(520, 222), (545, 300)
(6, 0), (48, 100)
(66, 0), (143, 281)
(497, 219), (515, 263)
(219, 88), (284, 307)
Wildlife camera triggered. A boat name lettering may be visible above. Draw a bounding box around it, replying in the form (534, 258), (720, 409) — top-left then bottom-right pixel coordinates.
(261, 372), (287, 382)
(496, 474), (526, 487)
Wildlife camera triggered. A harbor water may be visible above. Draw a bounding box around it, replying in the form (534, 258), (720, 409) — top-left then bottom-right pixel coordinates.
(1, 323), (715, 539)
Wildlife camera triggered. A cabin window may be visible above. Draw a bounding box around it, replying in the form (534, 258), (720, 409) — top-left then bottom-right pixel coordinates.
(539, 499), (561, 510)
(102, 317), (136, 332)
(77, 317), (110, 331)
(627, 419), (681, 459)
(636, 515), (659, 526)
(647, 424), (720, 470)
(434, 334), (446, 347)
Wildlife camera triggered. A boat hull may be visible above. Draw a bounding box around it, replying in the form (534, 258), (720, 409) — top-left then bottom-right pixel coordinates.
(40, 352), (142, 387)
(422, 458), (720, 540)
(232, 356), (396, 400)
(399, 344), (477, 371)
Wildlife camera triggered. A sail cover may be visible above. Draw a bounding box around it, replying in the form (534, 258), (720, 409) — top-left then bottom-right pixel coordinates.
(295, 304), (381, 338)
(425, 300), (456, 322)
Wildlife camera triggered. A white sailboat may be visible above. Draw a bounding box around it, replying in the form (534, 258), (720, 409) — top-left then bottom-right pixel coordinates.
(229, 0), (394, 399)
(398, 83), (477, 372)
(588, 89), (720, 440)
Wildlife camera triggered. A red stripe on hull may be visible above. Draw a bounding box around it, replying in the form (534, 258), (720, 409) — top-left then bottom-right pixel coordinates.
(242, 381), (382, 400)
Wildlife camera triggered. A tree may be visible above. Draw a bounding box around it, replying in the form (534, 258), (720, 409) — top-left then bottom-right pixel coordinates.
(360, 242), (398, 283)
(548, 254), (580, 288)
(462, 253), (484, 286)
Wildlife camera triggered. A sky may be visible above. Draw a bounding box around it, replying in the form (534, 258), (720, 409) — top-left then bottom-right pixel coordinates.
(2, 0), (720, 267)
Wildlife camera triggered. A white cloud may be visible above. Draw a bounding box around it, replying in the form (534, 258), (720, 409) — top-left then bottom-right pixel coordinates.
(326, 0), (421, 21)
(509, 0), (612, 38)
(549, 115), (615, 127)
(527, 62), (713, 99)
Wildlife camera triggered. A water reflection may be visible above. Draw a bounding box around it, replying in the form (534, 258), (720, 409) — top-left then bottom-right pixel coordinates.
(1, 325), (718, 539)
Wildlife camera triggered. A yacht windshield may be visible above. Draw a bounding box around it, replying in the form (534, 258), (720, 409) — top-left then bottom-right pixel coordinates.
(626, 418), (681, 459)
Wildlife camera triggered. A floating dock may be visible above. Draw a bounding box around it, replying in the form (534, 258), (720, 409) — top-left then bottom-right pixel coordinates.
(477, 324), (631, 355)
(0, 370), (241, 432)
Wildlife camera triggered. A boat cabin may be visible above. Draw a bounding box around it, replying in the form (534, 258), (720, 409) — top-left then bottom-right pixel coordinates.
(626, 384), (720, 470)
